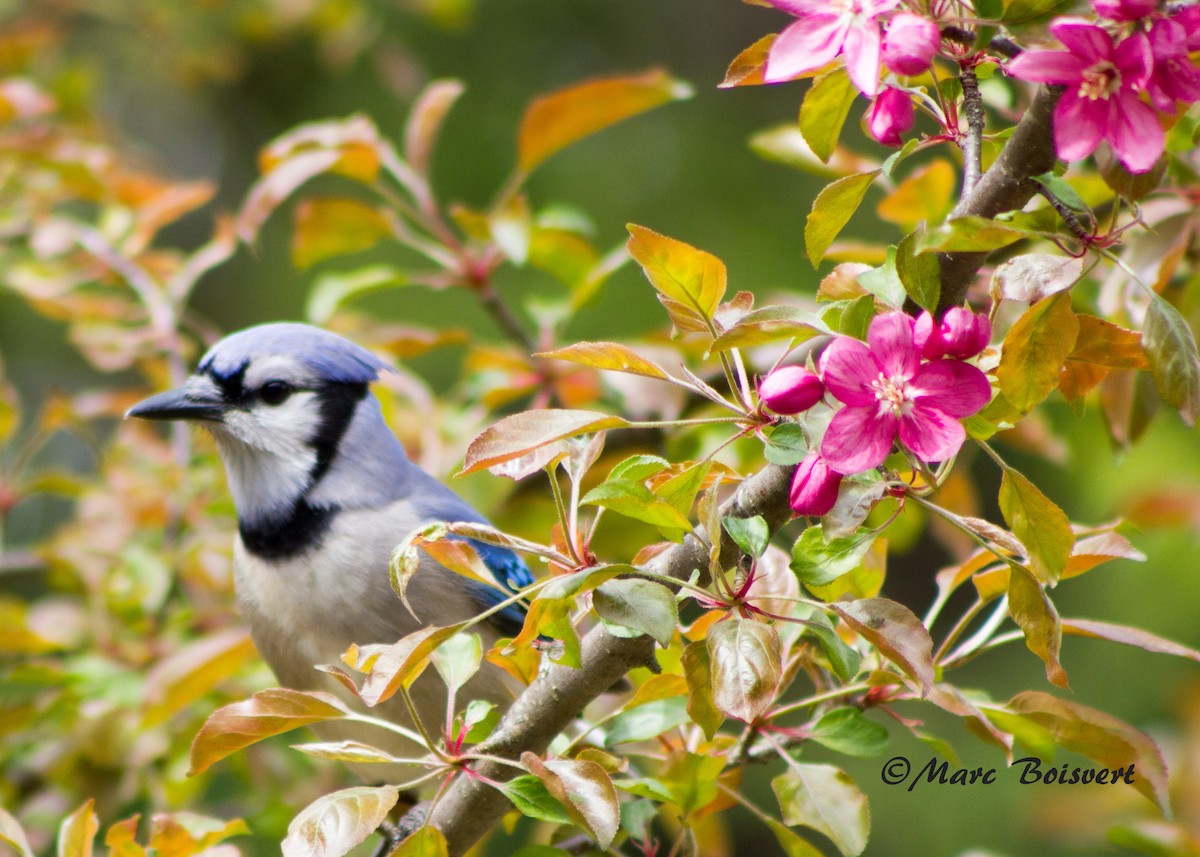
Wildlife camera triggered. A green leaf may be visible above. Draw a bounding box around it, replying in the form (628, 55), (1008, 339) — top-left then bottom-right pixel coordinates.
(832, 598), (934, 694)
(790, 526), (873, 586)
(763, 422), (811, 466)
(658, 461), (711, 518)
(917, 216), (1039, 253)
(764, 819), (825, 857)
(580, 479), (693, 534)
(1007, 565), (1069, 688)
(707, 619), (783, 723)
(895, 228), (940, 312)
(723, 515), (770, 558)
(390, 828), (448, 857)
(809, 707), (889, 758)
(799, 69), (858, 163)
(997, 291), (1079, 414)
(803, 610), (862, 681)
(605, 697), (690, 746)
(1032, 172), (1088, 211)
(517, 70), (692, 173)
(709, 305), (827, 351)
(827, 294), (876, 340)
(772, 764), (870, 857)
(626, 224), (727, 323)
(429, 632), (482, 694)
(658, 751), (726, 816)
(281, 786), (399, 857)
(1143, 292), (1200, 425)
(608, 454), (670, 482)
(1001, 0), (1081, 26)
(593, 578), (678, 646)
(681, 640), (724, 740)
(306, 266), (408, 325)
(998, 465), (1073, 584)
(805, 172), (879, 268)
(1009, 690), (1170, 813)
(499, 776), (574, 825)
(856, 246), (905, 309)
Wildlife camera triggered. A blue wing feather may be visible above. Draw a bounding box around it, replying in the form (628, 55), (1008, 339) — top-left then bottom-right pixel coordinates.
(454, 537), (532, 637)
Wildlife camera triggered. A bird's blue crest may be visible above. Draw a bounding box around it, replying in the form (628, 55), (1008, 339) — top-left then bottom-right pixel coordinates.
(199, 322), (388, 385)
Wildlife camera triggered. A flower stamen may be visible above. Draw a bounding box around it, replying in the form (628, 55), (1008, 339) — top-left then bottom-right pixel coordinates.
(871, 372), (913, 417)
(1079, 61), (1121, 100)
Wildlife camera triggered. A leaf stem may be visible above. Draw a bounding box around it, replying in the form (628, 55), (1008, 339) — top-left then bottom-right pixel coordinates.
(767, 681), (874, 721)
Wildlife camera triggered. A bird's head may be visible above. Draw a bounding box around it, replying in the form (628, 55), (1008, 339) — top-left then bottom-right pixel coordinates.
(127, 322), (405, 523)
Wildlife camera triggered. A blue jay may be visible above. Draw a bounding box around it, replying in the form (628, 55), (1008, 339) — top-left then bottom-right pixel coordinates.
(127, 322), (531, 767)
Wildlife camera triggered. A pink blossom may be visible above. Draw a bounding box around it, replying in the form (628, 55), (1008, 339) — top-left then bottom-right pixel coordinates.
(865, 86), (915, 147)
(759, 365), (825, 414)
(818, 312), (992, 473)
(790, 452), (844, 517)
(1092, 0), (1156, 21)
(914, 308), (991, 360)
(1145, 17), (1200, 113)
(1006, 19), (1163, 174)
(883, 13), (941, 76)
(1175, 5), (1200, 49)
(765, 0), (900, 96)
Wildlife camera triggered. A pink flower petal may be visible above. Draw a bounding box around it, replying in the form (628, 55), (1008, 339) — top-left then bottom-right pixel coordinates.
(767, 0), (829, 14)
(821, 405), (897, 474)
(818, 336), (880, 407)
(1050, 19), (1113, 63)
(1053, 92), (1105, 162)
(843, 18), (883, 96)
(1114, 30), (1153, 88)
(860, 0), (901, 16)
(1006, 50), (1088, 84)
(898, 402), (967, 463)
(1149, 17), (1189, 58)
(910, 360), (992, 418)
(766, 15), (848, 82)
(1109, 90), (1164, 173)
(867, 312), (918, 381)
(789, 452), (844, 517)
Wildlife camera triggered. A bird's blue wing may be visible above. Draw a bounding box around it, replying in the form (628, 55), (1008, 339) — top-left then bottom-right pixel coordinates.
(453, 536), (532, 637)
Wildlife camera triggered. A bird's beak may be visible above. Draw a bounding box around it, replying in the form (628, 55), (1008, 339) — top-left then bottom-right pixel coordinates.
(126, 383), (226, 422)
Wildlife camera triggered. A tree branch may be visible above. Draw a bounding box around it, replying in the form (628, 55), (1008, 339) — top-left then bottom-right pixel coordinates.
(426, 464), (795, 854)
(424, 85), (1064, 857)
(937, 85), (1061, 313)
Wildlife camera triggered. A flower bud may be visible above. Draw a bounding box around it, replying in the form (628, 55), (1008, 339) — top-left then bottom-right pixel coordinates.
(759, 365), (825, 414)
(939, 307), (991, 359)
(865, 86), (914, 148)
(915, 308), (990, 360)
(883, 13), (941, 76)
(789, 452), (843, 517)
(1092, 0), (1156, 21)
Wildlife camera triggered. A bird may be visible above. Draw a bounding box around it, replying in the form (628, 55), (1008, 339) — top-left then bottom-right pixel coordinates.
(126, 322), (532, 772)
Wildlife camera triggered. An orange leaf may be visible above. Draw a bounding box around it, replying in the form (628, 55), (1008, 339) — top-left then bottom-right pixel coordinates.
(461, 409), (628, 475)
(517, 70), (691, 173)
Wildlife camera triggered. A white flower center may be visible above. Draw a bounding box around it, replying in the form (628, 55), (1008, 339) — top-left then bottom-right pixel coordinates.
(1079, 61), (1121, 101)
(871, 371), (914, 417)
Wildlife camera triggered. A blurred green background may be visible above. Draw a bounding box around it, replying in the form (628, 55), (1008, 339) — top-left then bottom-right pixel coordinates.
(1, 1), (1198, 855)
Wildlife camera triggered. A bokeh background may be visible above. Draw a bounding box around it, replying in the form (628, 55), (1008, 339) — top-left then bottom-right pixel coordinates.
(1, 2), (1199, 856)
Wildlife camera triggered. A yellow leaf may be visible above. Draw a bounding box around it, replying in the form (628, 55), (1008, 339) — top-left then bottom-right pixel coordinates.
(626, 224), (727, 323)
(876, 159), (956, 229)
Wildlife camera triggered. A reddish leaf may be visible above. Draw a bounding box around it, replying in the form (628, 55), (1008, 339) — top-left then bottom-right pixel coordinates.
(462, 409), (628, 475)
(522, 754), (620, 848)
(833, 598), (934, 695)
(719, 35), (776, 88)
(142, 629), (257, 728)
(404, 79), (465, 178)
(281, 786), (399, 857)
(1007, 566), (1068, 688)
(707, 619), (782, 723)
(682, 639), (724, 740)
(989, 253), (1084, 304)
(1068, 315), (1148, 369)
(189, 689), (349, 775)
(1064, 531), (1146, 578)
(517, 70), (692, 173)
(358, 624), (465, 706)
(1061, 619), (1200, 662)
(1009, 691), (1170, 813)
(927, 684), (1013, 759)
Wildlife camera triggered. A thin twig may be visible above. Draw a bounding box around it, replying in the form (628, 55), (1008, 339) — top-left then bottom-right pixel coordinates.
(959, 67), (985, 198)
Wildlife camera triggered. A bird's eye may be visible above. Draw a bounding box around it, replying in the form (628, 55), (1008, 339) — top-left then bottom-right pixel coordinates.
(260, 380), (292, 405)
